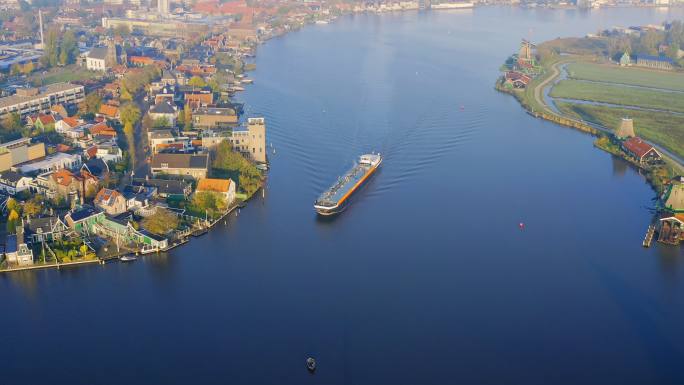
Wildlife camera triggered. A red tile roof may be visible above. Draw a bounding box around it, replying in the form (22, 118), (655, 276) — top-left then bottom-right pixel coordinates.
(623, 137), (657, 159)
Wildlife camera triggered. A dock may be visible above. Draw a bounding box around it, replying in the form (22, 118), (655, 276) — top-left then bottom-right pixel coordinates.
(643, 224), (656, 248)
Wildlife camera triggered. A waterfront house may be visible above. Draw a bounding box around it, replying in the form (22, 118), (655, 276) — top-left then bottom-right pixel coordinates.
(622, 137), (662, 165)
(94, 188), (127, 215)
(24, 216), (69, 243)
(658, 214), (684, 245)
(0, 171), (33, 195)
(150, 153), (209, 180)
(503, 71), (531, 89)
(4, 232), (34, 266)
(229, 117), (267, 163)
(196, 178), (236, 205)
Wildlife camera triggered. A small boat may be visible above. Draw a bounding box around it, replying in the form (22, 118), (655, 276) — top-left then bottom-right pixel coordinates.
(306, 357), (316, 372)
(120, 255), (137, 262)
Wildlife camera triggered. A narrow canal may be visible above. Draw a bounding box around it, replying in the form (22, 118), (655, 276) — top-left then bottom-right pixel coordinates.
(3, 6), (684, 385)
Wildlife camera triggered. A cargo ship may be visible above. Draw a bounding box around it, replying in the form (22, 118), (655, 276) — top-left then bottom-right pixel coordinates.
(314, 154), (383, 216)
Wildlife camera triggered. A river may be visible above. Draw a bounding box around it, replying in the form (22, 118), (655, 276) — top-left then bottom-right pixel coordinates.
(3, 6), (684, 385)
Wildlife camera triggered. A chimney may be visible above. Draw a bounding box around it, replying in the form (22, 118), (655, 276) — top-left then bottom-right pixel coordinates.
(81, 176), (86, 205)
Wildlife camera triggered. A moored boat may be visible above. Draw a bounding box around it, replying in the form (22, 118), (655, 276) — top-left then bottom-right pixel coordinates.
(314, 153), (382, 216)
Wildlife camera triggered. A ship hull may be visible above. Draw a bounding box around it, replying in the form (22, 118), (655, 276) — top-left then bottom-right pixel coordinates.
(314, 159), (381, 216)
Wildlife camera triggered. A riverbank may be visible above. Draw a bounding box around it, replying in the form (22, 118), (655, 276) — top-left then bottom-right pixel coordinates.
(496, 42), (684, 197)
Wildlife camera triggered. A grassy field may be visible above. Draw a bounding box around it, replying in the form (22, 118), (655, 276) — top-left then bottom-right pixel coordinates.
(566, 62), (684, 92)
(556, 101), (684, 159)
(30, 66), (101, 86)
(550, 79), (684, 113)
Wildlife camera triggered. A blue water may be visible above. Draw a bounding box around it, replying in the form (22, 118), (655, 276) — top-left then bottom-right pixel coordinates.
(3, 6), (684, 385)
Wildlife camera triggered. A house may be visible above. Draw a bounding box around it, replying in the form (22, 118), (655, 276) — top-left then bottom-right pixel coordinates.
(81, 158), (110, 180)
(64, 205), (105, 233)
(89, 122), (118, 139)
(24, 216), (69, 243)
(55, 116), (82, 134)
(503, 71), (531, 89)
(196, 178), (236, 205)
(33, 168), (99, 201)
(150, 153), (209, 180)
(619, 51), (631, 66)
(27, 113), (56, 131)
(193, 107), (239, 129)
(132, 178), (191, 198)
(0, 171), (33, 195)
(122, 185), (155, 210)
(87, 142), (122, 163)
(622, 137), (662, 164)
(148, 101), (177, 127)
(94, 188), (127, 215)
(658, 214), (684, 245)
(635, 55), (674, 70)
(183, 88), (213, 108)
(98, 104), (120, 120)
(4, 231), (33, 266)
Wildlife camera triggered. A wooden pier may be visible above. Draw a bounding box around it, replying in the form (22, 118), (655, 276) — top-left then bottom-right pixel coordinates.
(643, 224), (656, 248)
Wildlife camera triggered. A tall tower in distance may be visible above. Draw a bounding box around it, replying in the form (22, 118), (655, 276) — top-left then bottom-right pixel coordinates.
(158, 0), (170, 17)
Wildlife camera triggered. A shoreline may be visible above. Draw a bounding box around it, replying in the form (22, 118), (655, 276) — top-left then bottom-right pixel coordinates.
(496, 57), (684, 196)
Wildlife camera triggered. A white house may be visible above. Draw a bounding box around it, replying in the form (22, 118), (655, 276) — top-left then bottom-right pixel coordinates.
(148, 101), (178, 127)
(0, 171), (33, 195)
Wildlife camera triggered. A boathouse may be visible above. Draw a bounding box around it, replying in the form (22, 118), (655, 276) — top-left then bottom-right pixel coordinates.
(658, 214), (684, 245)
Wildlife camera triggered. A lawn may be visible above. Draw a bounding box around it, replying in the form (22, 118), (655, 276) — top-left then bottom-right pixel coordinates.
(565, 62), (684, 92)
(30, 65), (101, 86)
(550, 79), (684, 113)
(556, 101), (684, 159)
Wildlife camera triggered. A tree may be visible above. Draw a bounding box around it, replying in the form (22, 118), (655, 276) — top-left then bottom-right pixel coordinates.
(10, 63), (21, 76)
(59, 30), (79, 65)
(142, 208), (179, 235)
(120, 103), (141, 126)
(6, 197), (20, 215)
(41, 27), (60, 68)
(82, 92), (102, 114)
(23, 198), (42, 218)
(183, 103), (192, 129)
(113, 24), (130, 38)
(188, 76), (207, 88)
(6, 209), (20, 234)
(1, 112), (22, 132)
(153, 117), (170, 128)
(124, 121), (135, 164)
(119, 85), (133, 102)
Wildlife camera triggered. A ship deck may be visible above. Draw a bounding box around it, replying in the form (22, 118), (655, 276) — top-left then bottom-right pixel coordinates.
(316, 163), (372, 206)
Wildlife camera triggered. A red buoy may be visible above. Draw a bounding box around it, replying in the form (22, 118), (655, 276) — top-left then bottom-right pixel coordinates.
(519, 222), (525, 230)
